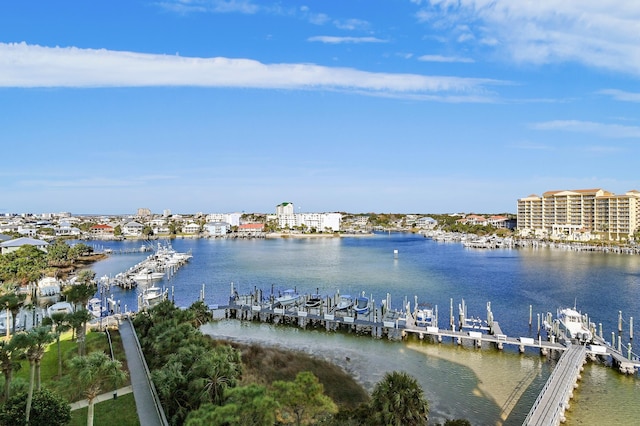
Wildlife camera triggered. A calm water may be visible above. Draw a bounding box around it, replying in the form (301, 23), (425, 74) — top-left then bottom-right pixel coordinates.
(87, 234), (640, 425)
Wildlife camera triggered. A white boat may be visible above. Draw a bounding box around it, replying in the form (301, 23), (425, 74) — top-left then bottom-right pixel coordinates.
(47, 301), (74, 317)
(87, 297), (105, 318)
(415, 306), (435, 327)
(141, 286), (167, 308)
(354, 296), (369, 315)
(304, 294), (323, 308)
(275, 289), (301, 307)
(335, 295), (353, 311)
(132, 269), (165, 282)
(558, 307), (593, 343)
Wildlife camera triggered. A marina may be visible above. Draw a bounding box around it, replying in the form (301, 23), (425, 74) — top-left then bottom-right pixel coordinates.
(85, 234), (640, 425)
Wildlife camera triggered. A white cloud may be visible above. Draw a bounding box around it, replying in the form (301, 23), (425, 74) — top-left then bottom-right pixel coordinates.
(418, 54), (474, 63)
(532, 120), (640, 138)
(333, 18), (370, 31)
(157, 0), (259, 14)
(0, 42), (501, 100)
(307, 36), (386, 44)
(599, 89), (640, 102)
(416, 0), (640, 76)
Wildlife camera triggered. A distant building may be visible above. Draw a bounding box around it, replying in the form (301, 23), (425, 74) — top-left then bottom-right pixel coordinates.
(238, 223), (265, 235)
(91, 224), (114, 237)
(517, 188), (640, 241)
(204, 222), (230, 236)
(275, 202), (342, 232)
(0, 237), (49, 255)
(137, 208), (152, 217)
(123, 221), (144, 236)
(183, 222), (201, 234)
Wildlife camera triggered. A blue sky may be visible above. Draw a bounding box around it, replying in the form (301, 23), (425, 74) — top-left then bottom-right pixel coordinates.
(1, 1), (639, 215)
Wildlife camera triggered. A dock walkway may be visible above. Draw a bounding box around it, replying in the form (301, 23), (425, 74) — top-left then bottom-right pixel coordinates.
(119, 317), (169, 426)
(522, 344), (587, 426)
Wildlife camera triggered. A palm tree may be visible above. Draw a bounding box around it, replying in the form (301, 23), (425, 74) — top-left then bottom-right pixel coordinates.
(42, 312), (71, 377)
(67, 351), (128, 426)
(12, 326), (55, 424)
(0, 291), (26, 337)
(370, 371), (429, 426)
(67, 309), (93, 356)
(0, 338), (22, 402)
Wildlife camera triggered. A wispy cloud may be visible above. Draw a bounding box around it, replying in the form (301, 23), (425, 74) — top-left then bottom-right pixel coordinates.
(307, 36), (387, 44)
(598, 89), (640, 102)
(414, 0), (640, 76)
(532, 120), (640, 138)
(418, 54), (474, 63)
(156, 0), (259, 14)
(0, 42), (502, 101)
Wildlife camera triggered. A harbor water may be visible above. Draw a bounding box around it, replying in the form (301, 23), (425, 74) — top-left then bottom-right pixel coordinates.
(87, 234), (640, 425)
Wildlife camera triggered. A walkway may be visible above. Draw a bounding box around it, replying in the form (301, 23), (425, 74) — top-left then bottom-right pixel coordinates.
(119, 316), (169, 426)
(522, 344), (587, 426)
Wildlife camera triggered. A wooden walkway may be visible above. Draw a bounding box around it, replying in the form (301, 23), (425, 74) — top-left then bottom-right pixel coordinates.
(522, 344), (587, 426)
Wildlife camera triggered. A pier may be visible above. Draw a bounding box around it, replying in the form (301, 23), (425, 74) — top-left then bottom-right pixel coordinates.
(522, 345), (587, 426)
(210, 286), (640, 425)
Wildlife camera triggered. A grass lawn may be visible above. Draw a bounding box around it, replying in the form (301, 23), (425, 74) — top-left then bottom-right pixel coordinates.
(9, 328), (137, 423)
(69, 393), (139, 426)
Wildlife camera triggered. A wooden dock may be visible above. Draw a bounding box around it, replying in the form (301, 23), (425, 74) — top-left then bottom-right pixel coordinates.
(522, 344), (587, 426)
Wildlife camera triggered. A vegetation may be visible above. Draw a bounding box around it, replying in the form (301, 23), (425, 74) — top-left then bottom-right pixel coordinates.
(68, 393), (138, 426)
(0, 387), (71, 426)
(369, 371), (429, 425)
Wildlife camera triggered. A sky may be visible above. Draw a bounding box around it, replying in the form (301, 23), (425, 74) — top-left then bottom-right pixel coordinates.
(1, 1), (640, 216)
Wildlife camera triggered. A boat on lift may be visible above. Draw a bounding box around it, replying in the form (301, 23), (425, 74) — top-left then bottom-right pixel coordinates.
(557, 306), (593, 343)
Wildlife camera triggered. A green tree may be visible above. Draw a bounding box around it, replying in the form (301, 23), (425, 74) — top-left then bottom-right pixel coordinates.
(69, 243), (93, 259)
(113, 225), (122, 236)
(12, 326), (55, 424)
(0, 245), (47, 286)
(185, 384), (278, 426)
(272, 371), (337, 426)
(67, 309), (94, 356)
(370, 371), (429, 426)
(42, 312), (71, 377)
(46, 240), (71, 266)
(0, 338), (22, 402)
(0, 291), (26, 337)
(142, 225), (154, 238)
(0, 388), (71, 426)
(67, 351), (128, 426)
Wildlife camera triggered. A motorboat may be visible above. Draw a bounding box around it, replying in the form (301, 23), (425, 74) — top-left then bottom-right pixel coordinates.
(141, 286), (167, 308)
(415, 306), (435, 327)
(558, 307), (593, 343)
(275, 289), (301, 307)
(87, 297), (105, 318)
(304, 294), (323, 308)
(335, 295), (353, 311)
(132, 268), (165, 282)
(354, 295), (369, 315)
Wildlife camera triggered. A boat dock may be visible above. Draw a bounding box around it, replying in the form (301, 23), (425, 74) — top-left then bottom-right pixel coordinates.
(210, 287), (639, 425)
(522, 345), (587, 426)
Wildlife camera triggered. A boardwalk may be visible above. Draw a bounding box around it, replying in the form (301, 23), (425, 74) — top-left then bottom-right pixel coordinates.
(119, 317), (169, 426)
(522, 344), (587, 426)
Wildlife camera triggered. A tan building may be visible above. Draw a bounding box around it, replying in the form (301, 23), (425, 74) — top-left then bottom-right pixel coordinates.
(517, 189), (640, 241)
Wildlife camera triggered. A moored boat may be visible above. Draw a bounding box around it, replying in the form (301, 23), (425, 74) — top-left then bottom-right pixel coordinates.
(304, 294), (323, 308)
(354, 295), (369, 315)
(557, 307), (593, 343)
(275, 289), (301, 307)
(335, 294), (353, 311)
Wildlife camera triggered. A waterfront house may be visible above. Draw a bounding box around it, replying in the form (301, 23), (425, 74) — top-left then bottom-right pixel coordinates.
(0, 237), (49, 255)
(183, 222), (201, 234)
(204, 222), (230, 236)
(238, 223), (265, 236)
(123, 221), (144, 236)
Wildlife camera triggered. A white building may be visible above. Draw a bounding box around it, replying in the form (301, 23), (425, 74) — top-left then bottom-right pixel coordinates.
(204, 222), (230, 236)
(275, 202), (341, 232)
(206, 213), (242, 227)
(123, 221), (144, 236)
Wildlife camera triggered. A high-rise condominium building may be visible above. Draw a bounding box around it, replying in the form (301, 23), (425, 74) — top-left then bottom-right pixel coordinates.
(517, 188), (640, 241)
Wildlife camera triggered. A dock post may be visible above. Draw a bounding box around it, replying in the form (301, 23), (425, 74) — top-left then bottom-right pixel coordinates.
(612, 332), (616, 349)
(529, 305), (532, 327)
(450, 298), (454, 330)
(618, 311), (623, 334)
(537, 313), (541, 336)
(630, 317), (633, 340)
(599, 323), (603, 339)
(628, 343), (633, 360)
(618, 334), (622, 352)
